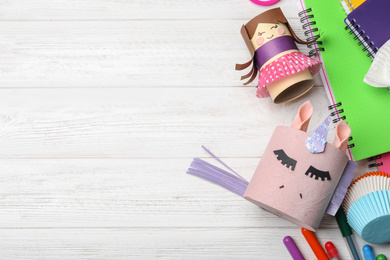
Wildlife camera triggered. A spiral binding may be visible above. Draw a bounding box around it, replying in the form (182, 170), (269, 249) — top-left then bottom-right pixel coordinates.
(344, 19), (378, 58)
(328, 102), (346, 123)
(328, 102), (355, 149)
(345, 0), (355, 11)
(298, 8), (324, 55)
(367, 155), (383, 168)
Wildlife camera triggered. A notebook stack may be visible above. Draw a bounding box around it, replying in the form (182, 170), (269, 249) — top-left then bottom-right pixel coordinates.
(298, 0), (390, 161)
(298, 0), (390, 244)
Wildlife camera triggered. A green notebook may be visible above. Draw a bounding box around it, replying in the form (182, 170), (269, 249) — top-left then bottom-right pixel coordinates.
(297, 0), (390, 161)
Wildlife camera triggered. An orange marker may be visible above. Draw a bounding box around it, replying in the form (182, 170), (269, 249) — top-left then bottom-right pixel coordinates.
(301, 228), (330, 260)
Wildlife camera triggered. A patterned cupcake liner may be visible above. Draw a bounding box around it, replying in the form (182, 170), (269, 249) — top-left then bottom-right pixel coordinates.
(343, 171), (390, 214)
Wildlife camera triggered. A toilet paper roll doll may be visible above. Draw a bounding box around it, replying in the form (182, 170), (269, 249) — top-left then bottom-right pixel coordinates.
(187, 101), (357, 231)
(236, 8), (322, 104)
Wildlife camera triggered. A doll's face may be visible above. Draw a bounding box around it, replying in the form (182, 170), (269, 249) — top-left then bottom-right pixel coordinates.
(250, 22), (291, 50)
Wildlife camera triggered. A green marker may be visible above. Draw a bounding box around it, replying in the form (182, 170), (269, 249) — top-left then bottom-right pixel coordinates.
(335, 208), (362, 260)
(377, 254), (387, 260)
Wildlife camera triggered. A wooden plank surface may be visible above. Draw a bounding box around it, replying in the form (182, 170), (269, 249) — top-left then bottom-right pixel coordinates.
(0, 0), (387, 259)
(0, 20), (322, 88)
(0, 1), (299, 20)
(0, 87), (329, 158)
(0, 228), (388, 260)
(0, 157), (369, 228)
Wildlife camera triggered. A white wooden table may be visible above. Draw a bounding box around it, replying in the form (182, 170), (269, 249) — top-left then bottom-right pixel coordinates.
(0, 0), (388, 259)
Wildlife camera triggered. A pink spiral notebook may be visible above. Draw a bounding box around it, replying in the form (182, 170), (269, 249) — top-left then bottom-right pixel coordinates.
(370, 153), (390, 175)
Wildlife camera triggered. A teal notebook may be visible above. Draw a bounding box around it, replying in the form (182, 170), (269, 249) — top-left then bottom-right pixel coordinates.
(297, 0), (390, 161)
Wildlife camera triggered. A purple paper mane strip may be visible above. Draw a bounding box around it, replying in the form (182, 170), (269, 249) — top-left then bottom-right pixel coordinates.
(186, 146), (249, 197)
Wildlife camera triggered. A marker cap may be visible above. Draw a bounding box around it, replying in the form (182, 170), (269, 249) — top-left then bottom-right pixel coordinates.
(325, 242), (339, 259)
(363, 245), (375, 260)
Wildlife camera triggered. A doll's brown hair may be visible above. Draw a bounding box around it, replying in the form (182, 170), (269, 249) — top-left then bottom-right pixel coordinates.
(236, 8), (317, 85)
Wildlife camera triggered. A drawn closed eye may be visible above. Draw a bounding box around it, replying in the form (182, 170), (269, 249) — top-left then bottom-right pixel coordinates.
(273, 149), (297, 171)
(270, 25), (278, 29)
(258, 32), (265, 36)
(304, 166), (331, 181)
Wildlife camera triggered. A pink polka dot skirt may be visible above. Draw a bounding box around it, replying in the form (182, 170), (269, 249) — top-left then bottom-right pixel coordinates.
(256, 52), (322, 98)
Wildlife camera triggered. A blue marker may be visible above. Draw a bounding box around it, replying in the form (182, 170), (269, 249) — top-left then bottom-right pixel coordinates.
(363, 245), (375, 260)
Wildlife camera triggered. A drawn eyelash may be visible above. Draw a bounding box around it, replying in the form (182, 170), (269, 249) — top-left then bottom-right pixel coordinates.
(305, 166), (331, 181)
(258, 32), (265, 36)
(273, 149), (296, 171)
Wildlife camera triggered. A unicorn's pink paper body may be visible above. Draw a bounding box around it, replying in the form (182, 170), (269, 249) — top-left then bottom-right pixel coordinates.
(244, 102), (350, 231)
(244, 126), (349, 231)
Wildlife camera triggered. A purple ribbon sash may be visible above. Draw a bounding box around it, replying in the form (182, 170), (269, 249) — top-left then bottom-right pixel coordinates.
(254, 35), (298, 69)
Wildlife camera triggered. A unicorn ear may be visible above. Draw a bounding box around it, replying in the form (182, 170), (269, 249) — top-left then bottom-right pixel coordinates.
(333, 120), (351, 153)
(291, 101), (313, 132)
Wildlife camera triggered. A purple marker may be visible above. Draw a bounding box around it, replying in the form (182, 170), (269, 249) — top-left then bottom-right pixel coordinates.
(283, 236), (305, 260)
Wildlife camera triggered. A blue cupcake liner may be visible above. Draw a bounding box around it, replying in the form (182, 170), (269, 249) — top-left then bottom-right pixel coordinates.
(347, 190), (390, 244)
